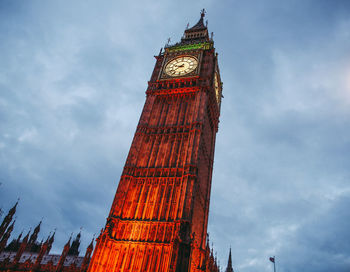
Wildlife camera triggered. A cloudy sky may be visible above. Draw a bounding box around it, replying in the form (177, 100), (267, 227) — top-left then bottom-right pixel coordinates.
(1, 0), (350, 271)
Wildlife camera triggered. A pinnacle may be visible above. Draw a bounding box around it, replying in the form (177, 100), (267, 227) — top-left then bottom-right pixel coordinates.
(226, 247), (234, 272)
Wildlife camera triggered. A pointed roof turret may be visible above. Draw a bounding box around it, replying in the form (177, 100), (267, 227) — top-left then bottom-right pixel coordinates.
(28, 220), (41, 244)
(68, 233), (72, 243)
(47, 229), (55, 254)
(17, 230), (23, 242)
(180, 9), (210, 44)
(163, 10), (213, 50)
(225, 247), (234, 272)
(68, 231), (81, 256)
(88, 236), (94, 250)
(81, 236), (95, 272)
(0, 223), (14, 252)
(57, 235), (71, 272)
(0, 200), (18, 239)
(4, 228), (21, 252)
(49, 229), (55, 244)
(27, 220), (42, 252)
(13, 229), (30, 264)
(45, 232), (52, 243)
(9, 200), (19, 215)
(7, 219), (15, 233)
(34, 220), (42, 232)
(63, 232), (72, 249)
(23, 229), (31, 242)
(186, 9), (206, 32)
(9, 218), (15, 228)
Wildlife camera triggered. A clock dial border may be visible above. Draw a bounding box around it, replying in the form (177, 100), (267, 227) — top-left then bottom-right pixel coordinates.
(164, 56), (198, 77)
(159, 52), (202, 80)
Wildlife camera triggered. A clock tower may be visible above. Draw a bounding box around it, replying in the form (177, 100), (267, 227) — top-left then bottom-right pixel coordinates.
(88, 10), (223, 272)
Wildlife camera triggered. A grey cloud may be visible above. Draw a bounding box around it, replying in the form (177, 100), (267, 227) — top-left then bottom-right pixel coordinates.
(1, 1), (350, 272)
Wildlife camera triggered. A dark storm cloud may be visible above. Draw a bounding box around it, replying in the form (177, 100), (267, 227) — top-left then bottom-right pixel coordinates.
(278, 194), (350, 272)
(1, 0), (350, 271)
(209, 1), (350, 271)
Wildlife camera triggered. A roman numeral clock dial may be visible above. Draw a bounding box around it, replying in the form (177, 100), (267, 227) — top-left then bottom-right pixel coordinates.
(165, 56), (198, 77)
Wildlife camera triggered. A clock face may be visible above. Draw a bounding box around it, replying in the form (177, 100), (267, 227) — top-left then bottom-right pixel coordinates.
(165, 56), (198, 77)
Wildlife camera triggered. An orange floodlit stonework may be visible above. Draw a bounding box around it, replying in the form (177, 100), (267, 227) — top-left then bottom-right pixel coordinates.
(87, 10), (223, 272)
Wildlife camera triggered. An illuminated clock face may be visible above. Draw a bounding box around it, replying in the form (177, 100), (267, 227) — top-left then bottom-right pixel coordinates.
(214, 73), (220, 104)
(165, 56), (198, 77)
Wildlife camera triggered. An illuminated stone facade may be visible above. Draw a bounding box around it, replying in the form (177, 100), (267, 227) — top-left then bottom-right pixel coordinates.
(88, 10), (223, 272)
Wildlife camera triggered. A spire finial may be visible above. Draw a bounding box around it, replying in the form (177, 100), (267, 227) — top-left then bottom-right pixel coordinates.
(25, 228), (31, 239)
(10, 199), (19, 212)
(201, 9), (206, 18)
(165, 38), (171, 47)
(49, 229), (55, 243)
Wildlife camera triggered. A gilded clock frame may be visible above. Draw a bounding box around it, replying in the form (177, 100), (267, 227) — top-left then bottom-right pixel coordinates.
(158, 51), (203, 80)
